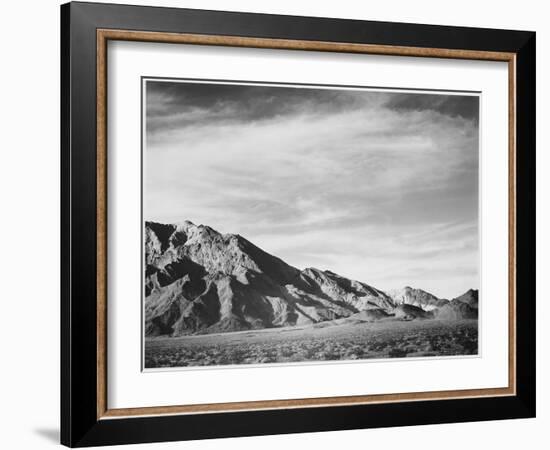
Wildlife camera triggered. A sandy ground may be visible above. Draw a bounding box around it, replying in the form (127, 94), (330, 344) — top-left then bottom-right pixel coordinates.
(144, 318), (478, 368)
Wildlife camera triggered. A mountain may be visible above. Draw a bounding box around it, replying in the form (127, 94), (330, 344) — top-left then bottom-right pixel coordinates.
(387, 286), (449, 311)
(144, 220), (479, 336)
(431, 288), (479, 320)
(145, 220), (394, 336)
(433, 299), (478, 320)
(393, 303), (434, 320)
(452, 289), (479, 309)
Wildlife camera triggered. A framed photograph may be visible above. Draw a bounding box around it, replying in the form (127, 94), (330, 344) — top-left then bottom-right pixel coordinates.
(61, 2), (536, 447)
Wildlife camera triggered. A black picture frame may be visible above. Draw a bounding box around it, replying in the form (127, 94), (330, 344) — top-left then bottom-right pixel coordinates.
(61, 1), (535, 447)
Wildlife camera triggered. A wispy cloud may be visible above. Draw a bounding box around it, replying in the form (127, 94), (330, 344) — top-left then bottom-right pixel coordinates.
(144, 80), (479, 299)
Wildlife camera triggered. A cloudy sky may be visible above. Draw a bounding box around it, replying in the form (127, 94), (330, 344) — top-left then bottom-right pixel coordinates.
(144, 79), (479, 299)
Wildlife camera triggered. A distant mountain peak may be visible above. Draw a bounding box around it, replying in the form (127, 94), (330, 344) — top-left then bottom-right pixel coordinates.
(452, 289), (479, 309)
(387, 286), (447, 312)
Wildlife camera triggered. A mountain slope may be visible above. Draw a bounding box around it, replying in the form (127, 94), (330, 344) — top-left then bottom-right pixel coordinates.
(387, 286), (449, 311)
(433, 299), (478, 320)
(453, 289), (479, 309)
(144, 220), (395, 336)
(431, 289), (479, 320)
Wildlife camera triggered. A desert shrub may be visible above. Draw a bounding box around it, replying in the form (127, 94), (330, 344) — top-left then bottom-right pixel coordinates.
(389, 348), (408, 358)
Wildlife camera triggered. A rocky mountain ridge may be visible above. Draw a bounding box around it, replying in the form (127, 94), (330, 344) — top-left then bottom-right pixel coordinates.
(145, 220), (478, 337)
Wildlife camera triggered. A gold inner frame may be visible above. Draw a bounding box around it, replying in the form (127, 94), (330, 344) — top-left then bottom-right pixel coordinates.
(96, 29), (517, 420)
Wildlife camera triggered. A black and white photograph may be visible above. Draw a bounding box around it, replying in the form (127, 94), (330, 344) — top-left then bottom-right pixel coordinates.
(143, 79), (480, 369)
